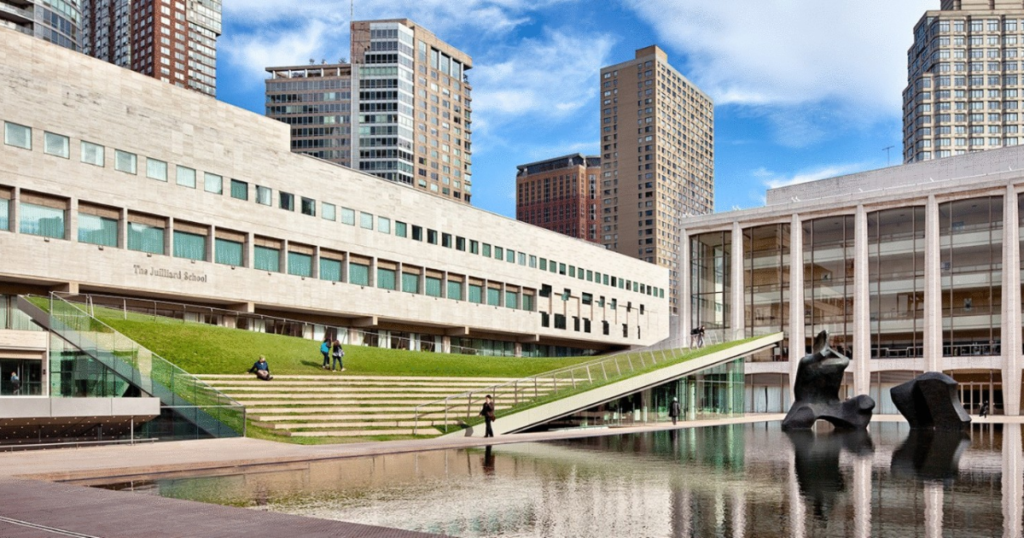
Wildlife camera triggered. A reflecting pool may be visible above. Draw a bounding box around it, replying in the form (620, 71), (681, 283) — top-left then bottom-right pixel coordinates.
(101, 422), (1018, 536)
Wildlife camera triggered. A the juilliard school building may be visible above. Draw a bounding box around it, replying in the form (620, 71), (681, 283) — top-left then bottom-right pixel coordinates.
(683, 141), (1024, 416)
(0, 29), (671, 401)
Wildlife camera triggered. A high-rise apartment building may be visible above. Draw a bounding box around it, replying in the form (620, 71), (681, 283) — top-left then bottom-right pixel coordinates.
(266, 64), (353, 166)
(904, 0), (1024, 162)
(599, 45), (714, 314)
(81, 0), (221, 96)
(266, 19), (473, 204)
(515, 154), (601, 243)
(0, 0), (81, 51)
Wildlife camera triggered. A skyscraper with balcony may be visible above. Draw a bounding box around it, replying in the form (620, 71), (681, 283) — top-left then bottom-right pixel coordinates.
(515, 154), (601, 243)
(0, 0), (81, 51)
(904, 0), (1024, 162)
(266, 19), (473, 204)
(599, 45), (714, 314)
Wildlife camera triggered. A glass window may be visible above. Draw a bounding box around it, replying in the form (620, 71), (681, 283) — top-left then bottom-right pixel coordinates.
(412, 225), (423, 240)
(127, 222), (164, 254)
(519, 253), (526, 266)
(322, 202), (336, 221)
(559, 263), (566, 275)
(255, 186), (272, 206)
(254, 246), (280, 272)
(349, 263), (370, 286)
(280, 192), (294, 211)
(20, 202), (65, 239)
(176, 166), (196, 188)
(115, 150), (137, 174)
(495, 246), (503, 260)
(442, 233), (452, 247)
(78, 213), (117, 247)
(288, 252), (312, 277)
(43, 132), (69, 158)
(482, 243), (491, 257)
(522, 294), (534, 311)
(540, 258), (547, 271)
(230, 179), (248, 200)
(3, 122), (31, 149)
(377, 267), (397, 290)
(204, 173), (223, 194)
(215, 238), (243, 266)
(301, 197), (316, 216)
(402, 272), (419, 293)
(146, 158), (168, 181)
(447, 280), (462, 300)
(395, 221), (407, 237)
(505, 291), (518, 309)
(427, 229), (438, 244)
(360, 212), (373, 230)
(470, 240), (479, 254)
(320, 258), (342, 281)
(468, 283), (483, 303)
(425, 276), (443, 297)
(378, 217), (391, 234)
(173, 230), (206, 261)
(529, 255), (537, 268)
(506, 249), (515, 263)
(341, 207), (355, 225)
(81, 141), (104, 166)
(487, 287), (500, 306)
(0, 199), (8, 231)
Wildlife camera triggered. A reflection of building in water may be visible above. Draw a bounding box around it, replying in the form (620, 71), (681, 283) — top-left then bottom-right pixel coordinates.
(683, 147), (1024, 416)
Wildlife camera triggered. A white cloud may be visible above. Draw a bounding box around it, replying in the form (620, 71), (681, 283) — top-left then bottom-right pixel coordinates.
(220, 21), (346, 86)
(752, 163), (870, 190)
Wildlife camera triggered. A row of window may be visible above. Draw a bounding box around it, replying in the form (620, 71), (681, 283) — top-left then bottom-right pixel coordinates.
(2, 121), (665, 301)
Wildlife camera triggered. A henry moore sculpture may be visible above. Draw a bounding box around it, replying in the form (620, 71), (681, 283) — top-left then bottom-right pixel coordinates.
(890, 372), (971, 430)
(781, 331), (875, 431)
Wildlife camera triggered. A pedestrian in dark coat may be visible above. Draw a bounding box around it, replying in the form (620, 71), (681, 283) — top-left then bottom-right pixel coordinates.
(669, 397), (681, 425)
(479, 394), (496, 438)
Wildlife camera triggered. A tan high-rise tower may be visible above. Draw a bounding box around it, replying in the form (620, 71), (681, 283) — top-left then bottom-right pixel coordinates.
(599, 45), (714, 314)
(904, 0), (1024, 162)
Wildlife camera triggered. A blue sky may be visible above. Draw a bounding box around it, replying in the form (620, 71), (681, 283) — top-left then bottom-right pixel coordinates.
(215, 0), (936, 217)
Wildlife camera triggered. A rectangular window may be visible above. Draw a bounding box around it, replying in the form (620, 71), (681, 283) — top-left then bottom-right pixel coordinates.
(115, 150), (137, 174)
(301, 197), (316, 216)
(447, 280), (462, 300)
(146, 158), (168, 181)
(288, 252), (313, 277)
(204, 173), (223, 194)
(320, 258), (342, 281)
(20, 202), (66, 239)
(506, 249), (515, 263)
(570, 266), (578, 278)
(0, 198), (9, 231)
(280, 192), (294, 211)
(455, 237), (465, 251)
(468, 283), (483, 303)
(412, 225), (423, 240)
(322, 202), (336, 221)
(529, 255), (537, 268)
(487, 287), (500, 306)
(78, 213), (117, 246)
(230, 180), (249, 200)
(3, 122), (31, 149)
(176, 166), (196, 188)
(360, 212), (373, 229)
(81, 141), (104, 166)
(253, 246), (280, 272)
(341, 207), (355, 225)
(495, 246), (504, 260)
(44, 132), (69, 158)
(482, 243), (491, 257)
(258, 186), (275, 206)
(425, 276), (443, 297)
(127, 222), (164, 254)
(442, 233), (452, 247)
(402, 272), (419, 293)
(378, 217), (391, 234)
(559, 263), (566, 275)
(345, 262), (370, 286)
(470, 240), (479, 254)
(395, 221), (407, 237)
(173, 230), (206, 261)
(505, 291), (518, 309)
(522, 294), (534, 312)
(427, 229), (438, 244)
(540, 258), (547, 271)
(518, 252), (526, 266)
(377, 267), (397, 290)
(215, 238), (243, 266)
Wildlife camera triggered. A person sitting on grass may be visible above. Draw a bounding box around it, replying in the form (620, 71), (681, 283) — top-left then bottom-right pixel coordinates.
(248, 355), (273, 381)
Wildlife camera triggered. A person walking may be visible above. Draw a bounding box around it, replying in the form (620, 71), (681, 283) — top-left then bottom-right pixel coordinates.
(10, 371), (20, 395)
(248, 356), (273, 381)
(331, 339), (345, 372)
(980, 400), (990, 418)
(669, 397), (681, 426)
(479, 394), (496, 438)
(320, 337), (331, 370)
(697, 325), (706, 348)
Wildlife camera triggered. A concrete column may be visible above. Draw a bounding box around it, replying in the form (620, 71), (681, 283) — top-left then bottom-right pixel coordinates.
(207, 225), (216, 263)
(853, 205), (871, 396)
(10, 187), (19, 235)
(341, 252), (349, 283)
(118, 208), (128, 249)
(789, 214), (804, 397)
(1002, 186), (1021, 416)
(368, 256), (376, 288)
(165, 217), (174, 256)
(312, 245), (321, 279)
(731, 221), (745, 341)
(1003, 424), (1023, 538)
(67, 197), (78, 242)
(280, 239), (289, 275)
(852, 454), (871, 538)
(244, 232), (254, 269)
(924, 195), (943, 372)
(680, 227), (691, 343)
(499, 282), (507, 307)
(441, 271), (449, 299)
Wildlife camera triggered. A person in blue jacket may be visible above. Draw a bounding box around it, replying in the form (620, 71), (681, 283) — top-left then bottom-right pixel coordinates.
(320, 338), (331, 370)
(248, 356), (272, 381)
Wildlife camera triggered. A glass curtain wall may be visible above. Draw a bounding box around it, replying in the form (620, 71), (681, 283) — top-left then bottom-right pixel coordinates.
(804, 216), (854, 358)
(691, 231), (731, 332)
(744, 224), (789, 361)
(869, 207), (925, 358)
(940, 196), (1003, 356)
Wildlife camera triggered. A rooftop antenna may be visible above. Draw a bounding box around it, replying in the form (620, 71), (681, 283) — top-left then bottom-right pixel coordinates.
(883, 145), (894, 166)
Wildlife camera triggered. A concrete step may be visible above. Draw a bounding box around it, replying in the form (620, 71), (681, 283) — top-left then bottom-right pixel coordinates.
(256, 419), (453, 430)
(250, 403), (512, 415)
(251, 411), (481, 422)
(198, 375), (524, 383)
(285, 429), (441, 438)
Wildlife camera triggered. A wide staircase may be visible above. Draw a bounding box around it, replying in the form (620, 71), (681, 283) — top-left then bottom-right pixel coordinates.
(197, 375), (556, 438)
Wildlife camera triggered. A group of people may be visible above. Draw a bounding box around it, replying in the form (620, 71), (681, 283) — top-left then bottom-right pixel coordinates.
(690, 325), (706, 348)
(320, 338), (345, 372)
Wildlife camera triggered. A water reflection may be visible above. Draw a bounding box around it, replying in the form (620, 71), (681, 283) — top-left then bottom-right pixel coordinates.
(100, 422), (1019, 537)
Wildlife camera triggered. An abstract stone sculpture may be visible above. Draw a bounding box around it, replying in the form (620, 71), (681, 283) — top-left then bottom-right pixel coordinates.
(890, 372), (971, 430)
(781, 331), (875, 431)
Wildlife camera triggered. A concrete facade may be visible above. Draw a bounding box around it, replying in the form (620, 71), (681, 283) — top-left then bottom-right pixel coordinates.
(0, 28), (670, 359)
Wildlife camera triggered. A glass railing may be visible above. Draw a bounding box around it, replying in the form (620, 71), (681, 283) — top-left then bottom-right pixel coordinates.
(41, 293), (246, 440)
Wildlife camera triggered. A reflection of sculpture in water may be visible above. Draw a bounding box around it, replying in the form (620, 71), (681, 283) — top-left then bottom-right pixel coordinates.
(782, 331), (875, 431)
(890, 428), (970, 484)
(786, 429), (874, 519)
(890, 372), (971, 430)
